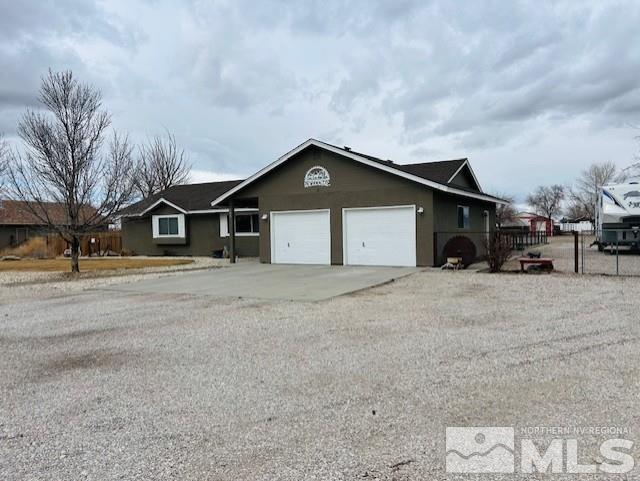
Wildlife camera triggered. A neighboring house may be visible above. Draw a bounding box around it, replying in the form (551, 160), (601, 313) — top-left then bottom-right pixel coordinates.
(121, 138), (505, 265)
(0, 200), (74, 250)
(513, 212), (554, 236)
(500, 216), (530, 233)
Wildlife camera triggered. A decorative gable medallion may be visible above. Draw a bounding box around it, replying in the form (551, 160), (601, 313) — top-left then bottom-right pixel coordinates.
(304, 166), (331, 188)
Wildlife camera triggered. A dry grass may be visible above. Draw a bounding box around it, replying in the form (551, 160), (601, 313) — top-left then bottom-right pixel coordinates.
(0, 257), (193, 272)
(0, 237), (50, 258)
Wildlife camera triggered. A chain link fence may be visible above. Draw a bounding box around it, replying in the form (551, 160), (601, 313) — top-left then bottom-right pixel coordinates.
(507, 230), (640, 276)
(433, 229), (640, 275)
(575, 229), (640, 276)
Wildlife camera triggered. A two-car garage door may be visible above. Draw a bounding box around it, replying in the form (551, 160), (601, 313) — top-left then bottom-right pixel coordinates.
(270, 206), (416, 267)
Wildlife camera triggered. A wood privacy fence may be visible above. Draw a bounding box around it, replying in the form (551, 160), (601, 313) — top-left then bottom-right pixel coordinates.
(45, 231), (122, 257)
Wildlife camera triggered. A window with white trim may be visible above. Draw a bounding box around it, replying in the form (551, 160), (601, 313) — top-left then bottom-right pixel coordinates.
(457, 205), (470, 229)
(152, 214), (185, 238)
(219, 213), (259, 236)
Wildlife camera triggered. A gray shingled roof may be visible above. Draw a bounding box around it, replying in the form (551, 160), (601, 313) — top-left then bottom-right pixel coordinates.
(393, 159), (466, 184)
(324, 143), (470, 187)
(119, 180), (243, 216)
(322, 142), (508, 203)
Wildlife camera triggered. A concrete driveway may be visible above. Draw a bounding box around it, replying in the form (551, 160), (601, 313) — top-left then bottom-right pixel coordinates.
(104, 262), (421, 301)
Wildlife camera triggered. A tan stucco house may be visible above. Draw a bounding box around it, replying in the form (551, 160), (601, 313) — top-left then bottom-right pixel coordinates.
(120, 139), (505, 266)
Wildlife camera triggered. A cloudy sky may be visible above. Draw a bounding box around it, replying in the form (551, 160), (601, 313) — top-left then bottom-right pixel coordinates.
(2, 0), (640, 201)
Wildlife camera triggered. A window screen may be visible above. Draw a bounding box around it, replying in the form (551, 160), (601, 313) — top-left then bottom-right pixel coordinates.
(233, 214), (259, 233)
(457, 206), (470, 229)
(159, 217), (179, 236)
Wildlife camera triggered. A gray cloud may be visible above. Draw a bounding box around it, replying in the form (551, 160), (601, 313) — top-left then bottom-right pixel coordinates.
(1, 0), (639, 194)
(0, 0), (137, 46)
(332, 1), (640, 145)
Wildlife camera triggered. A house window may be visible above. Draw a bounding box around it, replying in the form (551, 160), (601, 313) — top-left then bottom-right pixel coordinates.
(152, 214), (185, 238)
(220, 212), (259, 236)
(457, 205), (470, 229)
(235, 213), (259, 234)
(158, 217), (179, 236)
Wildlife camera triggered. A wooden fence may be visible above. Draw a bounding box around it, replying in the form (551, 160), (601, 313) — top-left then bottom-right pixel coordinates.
(502, 230), (548, 251)
(45, 232), (122, 257)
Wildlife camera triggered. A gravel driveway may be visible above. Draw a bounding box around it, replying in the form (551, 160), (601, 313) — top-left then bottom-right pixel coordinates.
(1, 270), (639, 480)
(512, 234), (640, 276)
(0, 256), (228, 302)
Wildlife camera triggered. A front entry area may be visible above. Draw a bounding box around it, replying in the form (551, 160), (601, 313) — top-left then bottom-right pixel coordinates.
(270, 209), (331, 265)
(343, 205), (416, 267)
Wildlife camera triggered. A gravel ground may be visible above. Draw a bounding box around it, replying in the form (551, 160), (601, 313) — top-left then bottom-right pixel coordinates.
(509, 234), (640, 276)
(0, 257), (229, 302)
(1, 270), (639, 480)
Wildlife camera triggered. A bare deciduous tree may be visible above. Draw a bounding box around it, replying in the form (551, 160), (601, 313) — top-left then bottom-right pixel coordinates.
(567, 161), (618, 221)
(0, 133), (8, 192)
(6, 70), (137, 273)
(526, 184), (565, 222)
(494, 192), (517, 228)
(135, 130), (191, 198)
(564, 202), (586, 221)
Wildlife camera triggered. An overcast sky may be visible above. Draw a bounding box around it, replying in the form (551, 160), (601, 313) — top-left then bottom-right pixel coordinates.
(2, 0), (640, 201)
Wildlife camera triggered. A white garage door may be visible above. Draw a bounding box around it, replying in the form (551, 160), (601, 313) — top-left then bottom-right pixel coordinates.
(271, 210), (331, 265)
(343, 205), (416, 267)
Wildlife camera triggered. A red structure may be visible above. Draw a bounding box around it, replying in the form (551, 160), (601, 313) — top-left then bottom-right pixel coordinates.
(515, 212), (554, 236)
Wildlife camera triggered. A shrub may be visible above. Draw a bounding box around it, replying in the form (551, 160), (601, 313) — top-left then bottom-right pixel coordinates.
(484, 231), (512, 272)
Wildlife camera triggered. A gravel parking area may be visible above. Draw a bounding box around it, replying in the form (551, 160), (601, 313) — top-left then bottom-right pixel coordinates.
(510, 234), (640, 276)
(1, 270), (639, 480)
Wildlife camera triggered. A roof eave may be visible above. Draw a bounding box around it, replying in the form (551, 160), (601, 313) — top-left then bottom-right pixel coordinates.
(123, 206), (259, 217)
(140, 198), (188, 215)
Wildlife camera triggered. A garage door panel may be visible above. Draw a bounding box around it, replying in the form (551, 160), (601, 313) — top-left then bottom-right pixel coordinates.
(344, 206), (416, 267)
(271, 210), (330, 265)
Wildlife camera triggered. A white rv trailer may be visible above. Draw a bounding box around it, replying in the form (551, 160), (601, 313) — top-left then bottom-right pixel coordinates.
(595, 180), (640, 251)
